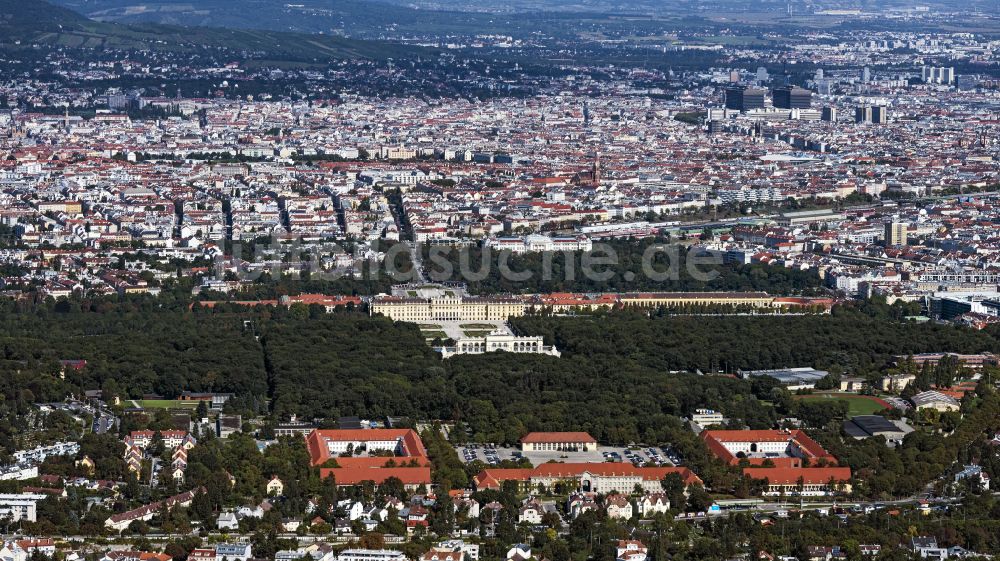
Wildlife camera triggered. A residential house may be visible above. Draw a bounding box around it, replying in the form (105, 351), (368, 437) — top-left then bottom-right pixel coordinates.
(104, 489), (200, 530)
(188, 549), (217, 561)
(406, 504), (429, 530)
(517, 499), (544, 524)
(505, 545), (531, 561)
(566, 493), (598, 519)
(454, 496), (480, 519)
(954, 465), (990, 490)
(0, 539), (56, 561)
(215, 544), (252, 561)
(422, 550), (463, 561)
(638, 493), (670, 517)
(339, 500), (366, 521)
(912, 537), (949, 560)
(435, 541), (479, 561)
(267, 475), (284, 496)
(859, 545), (881, 557)
(237, 505), (265, 519)
(805, 546), (846, 561)
(605, 494), (633, 520)
(217, 512), (239, 531)
(616, 541), (647, 561)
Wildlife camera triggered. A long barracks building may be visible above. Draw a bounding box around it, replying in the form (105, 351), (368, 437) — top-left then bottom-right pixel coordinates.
(701, 430), (851, 497)
(529, 291), (779, 312)
(616, 292), (773, 309)
(474, 463), (702, 494)
(306, 429), (432, 490)
(371, 288), (798, 321)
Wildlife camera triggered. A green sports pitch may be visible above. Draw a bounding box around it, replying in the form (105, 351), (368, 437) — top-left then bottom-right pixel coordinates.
(137, 400), (200, 409)
(794, 393), (890, 416)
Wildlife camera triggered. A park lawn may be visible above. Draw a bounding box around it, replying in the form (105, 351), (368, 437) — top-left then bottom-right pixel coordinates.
(460, 323), (497, 329)
(795, 393), (889, 416)
(138, 400), (199, 409)
(463, 330), (494, 337)
(421, 331), (448, 339)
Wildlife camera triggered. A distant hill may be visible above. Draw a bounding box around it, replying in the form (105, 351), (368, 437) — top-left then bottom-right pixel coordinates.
(0, 0), (91, 35)
(45, 0), (1000, 41)
(46, 0), (517, 38)
(0, 0), (427, 60)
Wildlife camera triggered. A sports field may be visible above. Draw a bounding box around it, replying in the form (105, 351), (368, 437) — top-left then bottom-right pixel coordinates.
(137, 399), (199, 409)
(794, 393), (891, 416)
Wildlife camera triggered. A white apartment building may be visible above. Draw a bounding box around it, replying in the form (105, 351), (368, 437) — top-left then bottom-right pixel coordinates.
(436, 541), (479, 561)
(13, 442), (80, 465)
(337, 550), (409, 561)
(0, 465), (39, 481)
(690, 409), (727, 427)
(0, 494), (47, 522)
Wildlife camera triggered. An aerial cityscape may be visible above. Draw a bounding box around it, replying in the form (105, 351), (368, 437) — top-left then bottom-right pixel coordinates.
(1, 0), (1000, 560)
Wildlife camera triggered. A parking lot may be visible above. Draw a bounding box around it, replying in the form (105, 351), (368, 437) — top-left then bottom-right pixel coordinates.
(458, 444), (517, 466)
(91, 414), (116, 434)
(457, 443), (683, 467)
(610, 445), (683, 467)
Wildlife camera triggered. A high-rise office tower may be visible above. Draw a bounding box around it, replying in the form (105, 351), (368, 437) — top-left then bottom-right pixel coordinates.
(871, 105), (889, 124)
(885, 222), (907, 247)
(773, 86), (813, 109)
(855, 105), (888, 124)
(725, 86), (766, 112)
(922, 66), (956, 85)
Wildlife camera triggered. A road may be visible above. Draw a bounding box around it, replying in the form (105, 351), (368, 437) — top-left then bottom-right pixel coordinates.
(408, 241), (428, 283)
(50, 532), (401, 545)
(679, 493), (965, 521)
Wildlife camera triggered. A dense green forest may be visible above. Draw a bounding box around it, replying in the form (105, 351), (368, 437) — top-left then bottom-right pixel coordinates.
(3, 296), (1000, 500)
(0, 298), (268, 405)
(511, 304), (999, 375)
(421, 238), (825, 295)
(263, 312), (446, 420)
(2, 297), (997, 431)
